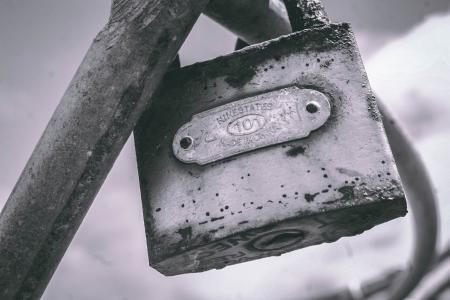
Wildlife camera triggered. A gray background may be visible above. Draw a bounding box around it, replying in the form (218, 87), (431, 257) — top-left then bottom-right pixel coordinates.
(1, 0), (450, 299)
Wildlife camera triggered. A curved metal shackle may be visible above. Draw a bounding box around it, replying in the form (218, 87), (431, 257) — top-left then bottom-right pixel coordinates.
(233, 0), (329, 48)
(283, 0), (329, 31)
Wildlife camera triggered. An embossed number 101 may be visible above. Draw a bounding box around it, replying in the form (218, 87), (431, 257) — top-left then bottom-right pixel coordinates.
(227, 114), (267, 136)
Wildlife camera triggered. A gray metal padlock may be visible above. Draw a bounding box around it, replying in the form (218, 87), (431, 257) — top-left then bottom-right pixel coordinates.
(134, 2), (406, 276)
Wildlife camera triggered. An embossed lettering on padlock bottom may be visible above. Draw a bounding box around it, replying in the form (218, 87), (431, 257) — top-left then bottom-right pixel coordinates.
(173, 87), (331, 165)
(151, 199), (405, 275)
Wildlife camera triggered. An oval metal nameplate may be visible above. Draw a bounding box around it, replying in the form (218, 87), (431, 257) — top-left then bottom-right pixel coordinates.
(173, 87), (331, 165)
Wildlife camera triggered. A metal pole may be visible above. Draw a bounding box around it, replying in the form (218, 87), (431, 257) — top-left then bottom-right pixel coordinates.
(0, 0), (209, 299)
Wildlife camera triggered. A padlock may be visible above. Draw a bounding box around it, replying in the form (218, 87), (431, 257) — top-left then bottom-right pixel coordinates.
(134, 1), (406, 276)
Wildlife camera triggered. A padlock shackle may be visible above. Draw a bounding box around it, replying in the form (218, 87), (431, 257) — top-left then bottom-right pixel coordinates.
(234, 0), (330, 49)
(283, 0), (329, 31)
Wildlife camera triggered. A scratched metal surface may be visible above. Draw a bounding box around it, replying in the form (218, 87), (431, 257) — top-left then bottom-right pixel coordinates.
(134, 23), (406, 275)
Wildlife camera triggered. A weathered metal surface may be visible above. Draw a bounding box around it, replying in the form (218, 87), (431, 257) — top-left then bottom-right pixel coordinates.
(135, 23), (407, 275)
(0, 1), (209, 299)
(283, 0), (328, 30)
(173, 87), (331, 165)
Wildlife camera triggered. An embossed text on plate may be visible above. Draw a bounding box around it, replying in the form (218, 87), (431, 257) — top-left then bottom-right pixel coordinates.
(173, 87), (331, 165)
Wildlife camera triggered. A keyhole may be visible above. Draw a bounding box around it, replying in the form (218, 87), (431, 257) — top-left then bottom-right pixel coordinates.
(306, 102), (320, 114)
(180, 136), (193, 149)
(250, 229), (306, 251)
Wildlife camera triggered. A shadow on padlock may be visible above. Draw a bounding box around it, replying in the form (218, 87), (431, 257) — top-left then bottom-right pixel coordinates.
(134, 0), (407, 276)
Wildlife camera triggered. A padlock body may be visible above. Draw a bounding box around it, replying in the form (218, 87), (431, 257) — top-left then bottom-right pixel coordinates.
(134, 23), (406, 275)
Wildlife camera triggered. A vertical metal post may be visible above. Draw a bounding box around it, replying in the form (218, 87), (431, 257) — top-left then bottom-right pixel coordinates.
(0, 0), (209, 299)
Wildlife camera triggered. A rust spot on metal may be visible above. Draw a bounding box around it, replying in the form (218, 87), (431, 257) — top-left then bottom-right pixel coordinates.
(187, 170), (200, 178)
(338, 185), (355, 200)
(367, 94), (382, 122)
(324, 185), (355, 204)
(336, 167), (362, 177)
(286, 145), (306, 157)
(320, 59), (333, 68)
(305, 192), (319, 202)
(177, 226), (192, 241)
(224, 65), (256, 88)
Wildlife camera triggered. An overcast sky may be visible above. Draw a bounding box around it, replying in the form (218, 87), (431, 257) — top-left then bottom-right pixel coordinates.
(1, 1), (450, 299)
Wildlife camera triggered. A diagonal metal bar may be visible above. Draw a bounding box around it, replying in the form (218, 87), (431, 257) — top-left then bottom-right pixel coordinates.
(0, 0), (209, 299)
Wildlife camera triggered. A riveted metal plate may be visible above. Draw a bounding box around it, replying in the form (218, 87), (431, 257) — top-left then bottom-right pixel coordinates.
(173, 87), (331, 165)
